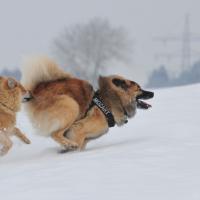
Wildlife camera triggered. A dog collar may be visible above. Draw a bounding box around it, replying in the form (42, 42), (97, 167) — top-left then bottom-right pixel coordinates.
(90, 91), (115, 127)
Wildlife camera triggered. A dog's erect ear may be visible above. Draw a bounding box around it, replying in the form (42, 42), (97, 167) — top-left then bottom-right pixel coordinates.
(98, 76), (107, 88)
(7, 78), (17, 89)
(112, 78), (128, 91)
(98, 75), (104, 81)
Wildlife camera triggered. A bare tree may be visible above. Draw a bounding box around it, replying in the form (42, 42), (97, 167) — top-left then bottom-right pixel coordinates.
(53, 18), (133, 85)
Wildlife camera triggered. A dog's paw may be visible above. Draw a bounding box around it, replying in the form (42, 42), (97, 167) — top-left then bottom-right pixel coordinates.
(61, 142), (78, 153)
(23, 137), (31, 144)
(118, 116), (128, 126)
(59, 148), (75, 154)
(59, 146), (78, 154)
(0, 148), (8, 156)
(68, 142), (78, 150)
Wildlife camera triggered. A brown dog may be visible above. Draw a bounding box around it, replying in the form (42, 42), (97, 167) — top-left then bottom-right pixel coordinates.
(0, 76), (31, 156)
(22, 56), (153, 152)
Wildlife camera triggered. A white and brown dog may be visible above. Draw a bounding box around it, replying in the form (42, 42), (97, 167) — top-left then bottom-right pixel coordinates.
(21, 56), (154, 152)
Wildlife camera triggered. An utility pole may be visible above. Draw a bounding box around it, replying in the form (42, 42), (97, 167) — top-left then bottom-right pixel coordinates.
(181, 14), (190, 70)
(154, 14), (200, 71)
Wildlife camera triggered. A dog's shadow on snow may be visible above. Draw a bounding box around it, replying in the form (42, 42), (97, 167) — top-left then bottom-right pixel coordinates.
(37, 136), (153, 156)
(0, 137), (152, 164)
(36, 137), (152, 157)
(85, 136), (152, 152)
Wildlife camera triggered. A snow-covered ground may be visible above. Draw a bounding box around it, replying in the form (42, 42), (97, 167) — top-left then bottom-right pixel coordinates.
(0, 84), (200, 200)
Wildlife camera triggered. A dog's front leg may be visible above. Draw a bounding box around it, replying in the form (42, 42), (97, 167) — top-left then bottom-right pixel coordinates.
(66, 122), (88, 151)
(79, 139), (89, 150)
(0, 133), (13, 156)
(112, 110), (127, 126)
(68, 131), (86, 151)
(52, 129), (78, 151)
(13, 127), (31, 144)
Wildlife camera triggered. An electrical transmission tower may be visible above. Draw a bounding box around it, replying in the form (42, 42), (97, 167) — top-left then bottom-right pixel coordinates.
(182, 14), (190, 70)
(154, 14), (200, 71)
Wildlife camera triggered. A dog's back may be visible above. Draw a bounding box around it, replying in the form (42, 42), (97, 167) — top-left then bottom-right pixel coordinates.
(32, 78), (93, 114)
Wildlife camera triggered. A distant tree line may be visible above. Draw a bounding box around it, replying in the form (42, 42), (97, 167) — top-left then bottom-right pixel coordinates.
(146, 61), (200, 88)
(0, 68), (21, 80)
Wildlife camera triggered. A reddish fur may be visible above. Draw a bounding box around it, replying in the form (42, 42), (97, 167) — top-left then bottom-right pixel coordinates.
(32, 78), (94, 118)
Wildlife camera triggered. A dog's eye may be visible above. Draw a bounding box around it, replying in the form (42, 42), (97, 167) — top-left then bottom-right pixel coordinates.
(112, 78), (123, 86)
(112, 78), (128, 90)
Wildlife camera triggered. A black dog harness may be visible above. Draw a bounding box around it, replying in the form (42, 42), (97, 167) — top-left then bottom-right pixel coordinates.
(89, 91), (115, 127)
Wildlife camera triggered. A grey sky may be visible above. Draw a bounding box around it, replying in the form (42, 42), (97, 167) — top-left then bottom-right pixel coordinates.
(0, 0), (200, 84)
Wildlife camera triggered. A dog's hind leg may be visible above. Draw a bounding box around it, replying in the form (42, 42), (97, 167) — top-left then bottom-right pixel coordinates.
(46, 96), (81, 151)
(51, 98), (80, 151)
(0, 133), (13, 156)
(13, 127), (31, 144)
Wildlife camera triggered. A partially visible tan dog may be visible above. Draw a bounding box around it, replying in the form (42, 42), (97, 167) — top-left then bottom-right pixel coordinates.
(0, 76), (31, 156)
(21, 56), (153, 152)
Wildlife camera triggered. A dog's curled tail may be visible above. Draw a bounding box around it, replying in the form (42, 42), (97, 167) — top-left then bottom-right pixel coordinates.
(21, 56), (72, 91)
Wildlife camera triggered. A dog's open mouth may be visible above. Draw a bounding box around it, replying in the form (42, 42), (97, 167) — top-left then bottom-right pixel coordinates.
(136, 90), (154, 110)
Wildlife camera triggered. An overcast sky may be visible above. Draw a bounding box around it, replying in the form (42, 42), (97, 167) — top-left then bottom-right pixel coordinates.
(0, 0), (200, 84)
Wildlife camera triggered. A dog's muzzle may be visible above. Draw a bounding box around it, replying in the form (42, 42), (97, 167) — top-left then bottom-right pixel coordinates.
(22, 91), (33, 102)
(137, 90), (154, 100)
(136, 90), (154, 109)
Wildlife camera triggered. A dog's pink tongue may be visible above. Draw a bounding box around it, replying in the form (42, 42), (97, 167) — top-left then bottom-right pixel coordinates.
(137, 100), (152, 109)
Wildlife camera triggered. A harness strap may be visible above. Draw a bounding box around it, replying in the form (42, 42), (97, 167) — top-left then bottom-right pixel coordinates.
(89, 92), (115, 128)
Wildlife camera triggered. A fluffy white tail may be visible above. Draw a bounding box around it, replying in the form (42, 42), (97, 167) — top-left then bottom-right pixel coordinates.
(21, 56), (72, 91)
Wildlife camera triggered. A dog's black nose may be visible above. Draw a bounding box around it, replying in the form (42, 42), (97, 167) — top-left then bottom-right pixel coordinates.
(137, 90), (154, 100)
(22, 92), (33, 102)
(143, 90), (154, 98)
(23, 97), (33, 102)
